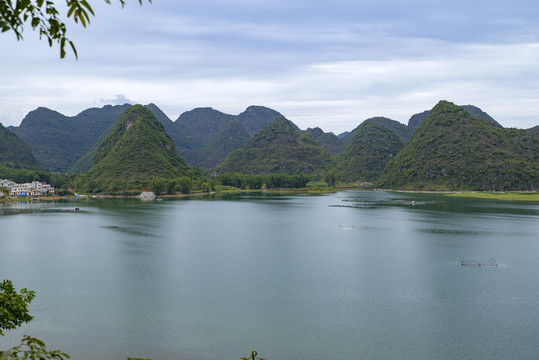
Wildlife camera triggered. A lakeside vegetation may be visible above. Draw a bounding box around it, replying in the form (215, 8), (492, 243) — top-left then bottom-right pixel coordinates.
(443, 192), (539, 201)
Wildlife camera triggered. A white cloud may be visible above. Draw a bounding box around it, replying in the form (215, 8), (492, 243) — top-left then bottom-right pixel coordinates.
(2, 1), (539, 132)
(97, 94), (134, 106)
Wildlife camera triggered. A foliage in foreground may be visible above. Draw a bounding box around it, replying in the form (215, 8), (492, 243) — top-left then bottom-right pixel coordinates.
(0, 280), (35, 335)
(237, 350), (266, 360)
(0, 0), (150, 59)
(0, 280), (69, 359)
(0, 280), (260, 360)
(0, 336), (70, 360)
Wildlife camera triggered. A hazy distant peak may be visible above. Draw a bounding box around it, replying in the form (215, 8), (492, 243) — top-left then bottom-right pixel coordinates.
(407, 110), (430, 129)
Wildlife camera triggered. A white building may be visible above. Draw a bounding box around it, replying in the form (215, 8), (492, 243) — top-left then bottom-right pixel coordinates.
(0, 179), (16, 189)
(0, 179), (55, 197)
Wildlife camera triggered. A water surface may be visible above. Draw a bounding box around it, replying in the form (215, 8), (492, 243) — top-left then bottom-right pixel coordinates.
(1, 191), (538, 359)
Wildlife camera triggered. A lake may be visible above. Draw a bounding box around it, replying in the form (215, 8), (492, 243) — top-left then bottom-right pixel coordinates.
(1, 190), (538, 360)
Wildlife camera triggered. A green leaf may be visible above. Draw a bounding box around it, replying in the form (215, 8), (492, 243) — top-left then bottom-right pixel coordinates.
(69, 40), (78, 60)
(80, 0), (95, 16)
(66, 5), (75, 18)
(60, 37), (66, 58)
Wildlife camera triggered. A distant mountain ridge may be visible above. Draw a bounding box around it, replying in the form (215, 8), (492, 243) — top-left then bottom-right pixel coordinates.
(7, 103), (284, 172)
(4, 101), (537, 193)
(305, 127), (344, 155)
(169, 105), (283, 167)
(172, 107), (235, 150)
(189, 119), (251, 169)
(10, 104), (131, 172)
(236, 106), (284, 136)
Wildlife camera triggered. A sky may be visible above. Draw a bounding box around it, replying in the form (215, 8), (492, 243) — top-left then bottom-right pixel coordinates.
(1, 0), (539, 134)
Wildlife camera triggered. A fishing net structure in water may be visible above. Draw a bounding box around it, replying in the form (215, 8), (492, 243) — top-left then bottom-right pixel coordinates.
(460, 256), (498, 267)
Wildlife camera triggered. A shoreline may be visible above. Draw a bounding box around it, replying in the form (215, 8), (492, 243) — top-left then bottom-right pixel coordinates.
(379, 189), (539, 201)
(2, 189), (538, 202)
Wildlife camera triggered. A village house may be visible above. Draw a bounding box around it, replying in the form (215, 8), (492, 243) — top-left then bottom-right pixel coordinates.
(0, 179), (55, 197)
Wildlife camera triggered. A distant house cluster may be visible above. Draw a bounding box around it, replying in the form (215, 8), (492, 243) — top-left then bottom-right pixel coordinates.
(0, 179), (55, 197)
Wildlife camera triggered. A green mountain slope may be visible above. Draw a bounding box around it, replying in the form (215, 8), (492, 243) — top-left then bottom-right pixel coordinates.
(145, 103), (175, 134)
(342, 117), (412, 147)
(171, 107), (234, 152)
(235, 105), (283, 136)
(334, 121), (405, 182)
(377, 101), (539, 191)
(11, 104), (131, 172)
(216, 116), (333, 175)
(306, 127), (344, 155)
(0, 123), (40, 170)
(81, 105), (189, 193)
(168, 105), (284, 167)
(407, 105), (501, 132)
(190, 120), (251, 169)
(526, 125), (539, 140)
(68, 104), (175, 174)
(407, 110), (430, 131)
(460, 105), (501, 127)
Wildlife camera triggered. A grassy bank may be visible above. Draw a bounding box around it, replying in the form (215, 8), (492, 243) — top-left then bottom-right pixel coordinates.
(444, 192), (539, 201)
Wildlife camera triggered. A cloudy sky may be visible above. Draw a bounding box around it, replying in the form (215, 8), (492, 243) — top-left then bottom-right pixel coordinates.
(1, 0), (539, 133)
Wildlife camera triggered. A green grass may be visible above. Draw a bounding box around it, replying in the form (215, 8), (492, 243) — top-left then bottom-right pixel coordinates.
(444, 192), (539, 201)
(306, 180), (327, 187)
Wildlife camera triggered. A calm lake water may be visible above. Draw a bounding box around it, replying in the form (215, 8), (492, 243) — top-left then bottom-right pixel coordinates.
(1, 190), (538, 360)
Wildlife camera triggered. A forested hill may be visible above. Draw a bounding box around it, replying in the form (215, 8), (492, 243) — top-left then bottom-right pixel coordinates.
(0, 123), (40, 170)
(216, 116), (333, 175)
(67, 104), (172, 174)
(333, 121), (405, 182)
(341, 117), (412, 147)
(406, 105), (502, 130)
(10, 104), (131, 172)
(4, 100), (538, 192)
(377, 101), (539, 191)
(77, 105), (190, 193)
